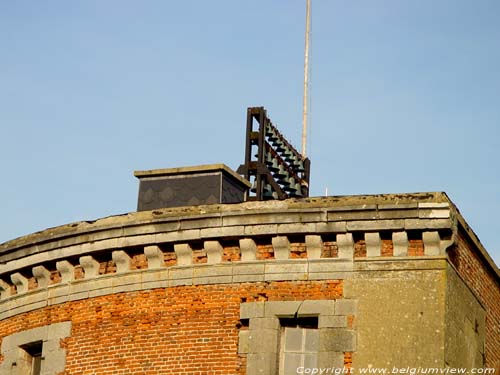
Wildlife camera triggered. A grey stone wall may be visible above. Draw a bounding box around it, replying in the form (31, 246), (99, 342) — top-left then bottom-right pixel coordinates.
(345, 263), (447, 368)
(445, 264), (486, 368)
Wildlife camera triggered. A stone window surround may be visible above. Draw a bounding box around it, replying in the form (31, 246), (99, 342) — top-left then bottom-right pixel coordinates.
(239, 300), (357, 375)
(0, 321), (72, 375)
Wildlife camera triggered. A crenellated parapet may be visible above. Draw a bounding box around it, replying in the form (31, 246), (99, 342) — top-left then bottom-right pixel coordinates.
(0, 192), (498, 371)
(0, 193), (461, 320)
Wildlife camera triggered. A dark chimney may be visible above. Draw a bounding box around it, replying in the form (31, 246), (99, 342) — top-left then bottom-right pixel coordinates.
(134, 164), (251, 211)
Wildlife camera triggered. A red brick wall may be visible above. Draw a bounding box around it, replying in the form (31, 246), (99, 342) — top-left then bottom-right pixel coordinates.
(449, 230), (500, 368)
(0, 281), (343, 375)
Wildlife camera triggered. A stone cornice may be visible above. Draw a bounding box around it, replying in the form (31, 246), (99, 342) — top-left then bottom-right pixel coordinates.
(0, 191), (496, 287)
(0, 193), (452, 260)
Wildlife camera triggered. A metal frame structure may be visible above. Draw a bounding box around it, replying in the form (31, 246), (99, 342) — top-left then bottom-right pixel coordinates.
(238, 107), (311, 201)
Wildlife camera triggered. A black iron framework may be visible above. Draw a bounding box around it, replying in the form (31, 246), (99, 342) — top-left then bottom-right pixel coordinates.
(238, 107), (310, 201)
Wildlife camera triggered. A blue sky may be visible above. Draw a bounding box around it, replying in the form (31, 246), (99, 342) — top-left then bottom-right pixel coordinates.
(1, 1), (499, 265)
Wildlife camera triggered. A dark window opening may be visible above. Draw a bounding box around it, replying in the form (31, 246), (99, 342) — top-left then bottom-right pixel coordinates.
(21, 341), (43, 375)
(279, 316), (318, 328)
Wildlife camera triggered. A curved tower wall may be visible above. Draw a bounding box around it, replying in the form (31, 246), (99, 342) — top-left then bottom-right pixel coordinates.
(0, 193), (498, 373)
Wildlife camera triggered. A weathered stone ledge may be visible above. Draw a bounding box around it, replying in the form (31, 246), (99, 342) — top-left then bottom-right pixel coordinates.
(0, 257), (448, 321)
(0, 227), (454, 284)
(0, 198), (453, 264)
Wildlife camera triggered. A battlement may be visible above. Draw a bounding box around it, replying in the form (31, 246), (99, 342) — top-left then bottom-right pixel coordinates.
(0, 193), (460, 316)
(1, 192), (499, 371)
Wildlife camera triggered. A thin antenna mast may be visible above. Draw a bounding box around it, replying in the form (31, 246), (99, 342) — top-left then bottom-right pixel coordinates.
(301, 0), (311, 157)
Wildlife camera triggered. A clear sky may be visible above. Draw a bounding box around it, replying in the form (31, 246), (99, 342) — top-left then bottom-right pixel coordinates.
(1, 1), (499, 266)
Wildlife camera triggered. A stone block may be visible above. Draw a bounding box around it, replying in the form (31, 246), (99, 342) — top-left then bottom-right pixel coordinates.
(85, 276), (113, 291)
(144, 245), (165, 269)
(308, 259), (353, 273)
(69, 288), (89, 301)
(0, 279), (11, 299)
(335, 299), (357, 315)
(249, 317), (280, 330)
(117, 234), (156, 248)
(404, 218), (453, 230)
(112, 272), (142, 288)
(113, 284), (140, 294)
(378, 209), (419, 219)
(87, 227), (123, 241)
(112, 250), (131, 273)
(88, 287), (114, 298)
(239, 238), (257, 261)
(6, 294), (38, 317)
(329, 204), (378, 212)
(393, 231), (409, 256)
(155, 229), (200, 244)
(194, 276), (233, 285)
(418, 202), (450, 208)
(315, 221), (347, 233)
(174, 243), (193, 266)
(9, 300), (46, 317)
(265, 261), (307, 275)
(317, 351), (344, 368)
(272, 236), (290, 260)
(240, 302), (265, 319)
(336, 233), (354, 259)
(297, 300), (335, 317)
(418, 208), (450, 219)
(232, 262), (265, 276)
(263, 272), (309, 282)
(7, 253), (50, 274)
(32, 265), (51, 288)
(142, 269), (169, 284)
(204, 240), (223, 264)
(328, 208), (377, 221)
(169, 267), (193, 286)
(365, 232), (381, 257)
(79, 256), (100, 278)
(193, 264), (232, 278)
(82, 237), (120, 253)
(244, 224), (278, 236)
(180, 216), (222, 231)
(347, 220), (405, 231)
(123, 222), (173, 236)
(246, 352), (279, 375)
(232, 274), (265, 283)
(47, 285), (70, 305)
(318, 315), (348, 328)
(68, 279), (91, 299)
(264, 301), (302, 317)
(47, 320), (72, 340)
(56, 260), (75, 283)
(264, 259), (308, 281)
(379, 203), (418, 209)
(141, 280), (168, 290)
(200, 225), (245, 239)
(248, 328), (279, 353)
(305, 235), (323, 259)
(238, 330), (249, 354)
(423, 231), (441, 256)
(277, 222), (317, 234)
(10, 273), (28, 294)
(319, 328), (356, 352)
(193, 264), (232, 285)
(308, 272), (351, 281)
(61, 244), (83, 259)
